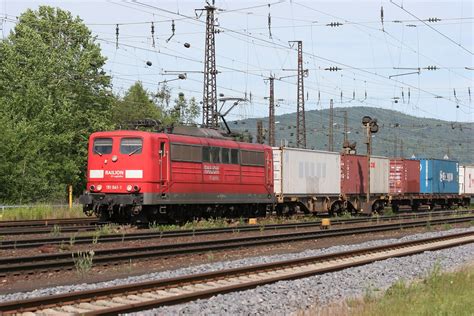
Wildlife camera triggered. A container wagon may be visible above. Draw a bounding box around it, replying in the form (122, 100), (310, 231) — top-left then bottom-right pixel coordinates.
(389, 158), (468, 211)
(272, 147), (341, 215)
(340, 154), (389, 213)
(273, 149), (389, 215)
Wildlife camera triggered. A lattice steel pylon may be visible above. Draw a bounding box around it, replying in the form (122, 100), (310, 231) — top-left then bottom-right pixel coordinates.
(202, 4), (218, 128)
(268, 76), (275, 147)
(291, 41), (306, 148)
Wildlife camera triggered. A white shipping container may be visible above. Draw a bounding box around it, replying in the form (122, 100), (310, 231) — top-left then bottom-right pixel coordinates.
(273, 147), (341, 195)
(370, 156), (390, 194)
(461, 165), (474, 195)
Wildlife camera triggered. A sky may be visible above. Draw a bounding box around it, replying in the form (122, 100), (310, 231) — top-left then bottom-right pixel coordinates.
(1, 0), (473, 124)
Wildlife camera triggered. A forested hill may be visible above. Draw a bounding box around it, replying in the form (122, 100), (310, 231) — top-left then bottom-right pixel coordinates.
(230, 106), (474, 164)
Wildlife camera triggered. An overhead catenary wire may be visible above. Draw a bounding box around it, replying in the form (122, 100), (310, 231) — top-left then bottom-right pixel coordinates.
(3, 2), (472, 122)
(389, 0), (473, 56)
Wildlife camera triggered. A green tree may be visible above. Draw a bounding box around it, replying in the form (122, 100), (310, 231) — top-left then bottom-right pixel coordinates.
(168, 93), (200, 125)
(112, 81), (163, 126)
(113, 82), (200, 128)
(0, 6), (113, 203)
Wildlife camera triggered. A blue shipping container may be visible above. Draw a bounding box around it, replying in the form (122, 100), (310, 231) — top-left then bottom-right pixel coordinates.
(416, 159), (459, 194)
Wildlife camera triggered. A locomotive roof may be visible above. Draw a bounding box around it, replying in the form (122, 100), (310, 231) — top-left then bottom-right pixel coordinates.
(90, 130), (270, 150)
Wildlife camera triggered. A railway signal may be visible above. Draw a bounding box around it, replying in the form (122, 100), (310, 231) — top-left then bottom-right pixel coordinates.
(362, 116), (379, 213)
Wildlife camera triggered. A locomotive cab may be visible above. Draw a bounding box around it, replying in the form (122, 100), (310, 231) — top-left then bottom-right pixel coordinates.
(79, 131), (169, 222)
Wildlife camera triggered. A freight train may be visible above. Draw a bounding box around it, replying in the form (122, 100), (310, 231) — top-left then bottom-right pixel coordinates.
(79, 127), (473, 223)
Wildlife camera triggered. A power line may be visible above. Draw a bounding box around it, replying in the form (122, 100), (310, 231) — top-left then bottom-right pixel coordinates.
(390, 0), (473, 55)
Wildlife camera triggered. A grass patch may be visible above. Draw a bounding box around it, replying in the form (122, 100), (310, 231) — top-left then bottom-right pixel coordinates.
(72, 250), (95, 278)
(352, 264), (474, 316)
(147, 215), (318, 232)
(0, 204), (85, 221)
(50, 224), (61, 237)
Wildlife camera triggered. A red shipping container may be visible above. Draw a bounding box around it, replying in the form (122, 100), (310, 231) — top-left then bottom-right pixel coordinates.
(341, 155), (390, 194)
(389, 159), (420, 194)
(341, 155), (367, 194)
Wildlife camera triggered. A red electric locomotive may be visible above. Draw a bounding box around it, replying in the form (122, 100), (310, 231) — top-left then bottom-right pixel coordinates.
(79, 127), (274, 223)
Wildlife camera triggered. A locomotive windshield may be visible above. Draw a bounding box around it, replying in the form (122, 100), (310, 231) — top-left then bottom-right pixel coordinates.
(93, 138), (112, 155)
(121, 138), (143, 156)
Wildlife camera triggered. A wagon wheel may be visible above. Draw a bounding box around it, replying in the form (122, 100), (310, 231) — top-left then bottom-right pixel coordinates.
(329, 201), (343, 217)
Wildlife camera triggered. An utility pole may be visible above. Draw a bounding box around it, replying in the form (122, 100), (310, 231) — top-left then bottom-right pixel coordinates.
(268, 76), (276, 146)
(289, 40), (306, 148)
(201, 2), (218, 128)
(328, 99), (334, 151)
(256, 120), (264, 144)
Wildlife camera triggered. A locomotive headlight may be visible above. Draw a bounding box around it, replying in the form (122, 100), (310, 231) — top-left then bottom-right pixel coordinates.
(126, 184), (133, 192)
(133, 185), (140, 192)
(96, 184), (103, 191)
(89, 185), (96, 192)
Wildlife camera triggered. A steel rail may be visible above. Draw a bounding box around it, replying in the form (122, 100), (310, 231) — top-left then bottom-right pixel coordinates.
(0, 231), (472, 315)
(0, 217), (98, 228)
(0, 215), (472, 276)
(1, 210), (470, 249)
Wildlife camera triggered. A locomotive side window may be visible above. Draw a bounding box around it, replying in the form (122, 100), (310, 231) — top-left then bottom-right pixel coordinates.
(241, 150), (265, 166)
(170, 143), (202, 162)
(231, 149), (239, 164)
(210, 147), (220, 163)
(93, 138), (113, 155)
(221, 148), (230, 164)
(120, 138), (142, 155)
(203, 147), (210, 162)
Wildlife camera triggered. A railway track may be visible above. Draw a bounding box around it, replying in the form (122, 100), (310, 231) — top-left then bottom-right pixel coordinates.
(0, 218), (99, 235)
(0, 215), (472, 276)
(0, 209), (470, 236)
(1, 231), (472, 315)
(0, 210), (471, 249)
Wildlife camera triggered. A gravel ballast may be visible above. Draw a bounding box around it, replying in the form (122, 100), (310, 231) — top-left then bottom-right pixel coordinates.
(1, 227), (473, 315)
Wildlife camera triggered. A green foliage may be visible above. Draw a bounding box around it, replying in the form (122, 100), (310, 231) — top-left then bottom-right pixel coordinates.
(72, 250), (94, 277)
(112, 82), (200, 128)
(0, 204), (84, 220)
(0, 6), (113, 203)
(112, 81), (163, 126)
